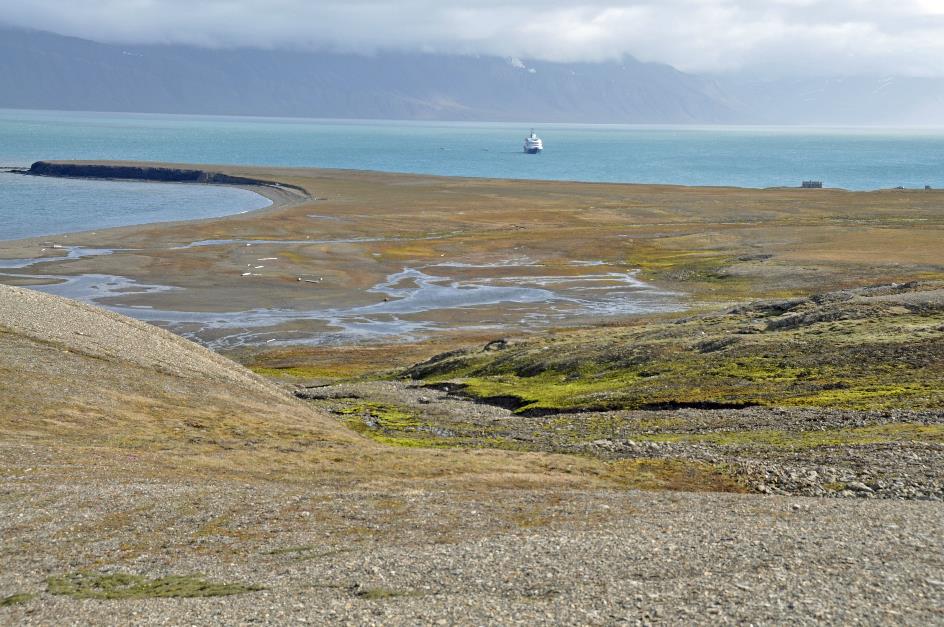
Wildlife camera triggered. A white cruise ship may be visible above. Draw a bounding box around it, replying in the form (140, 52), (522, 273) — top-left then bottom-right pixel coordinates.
(523, 129), (543, 154)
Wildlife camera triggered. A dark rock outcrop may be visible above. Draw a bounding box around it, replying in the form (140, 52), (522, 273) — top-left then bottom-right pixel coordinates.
(27, 161), (276, 187)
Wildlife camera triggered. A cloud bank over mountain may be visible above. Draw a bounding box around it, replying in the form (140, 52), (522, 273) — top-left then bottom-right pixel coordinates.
(3, 26), (943, 125)
(3, 0), (944, 77)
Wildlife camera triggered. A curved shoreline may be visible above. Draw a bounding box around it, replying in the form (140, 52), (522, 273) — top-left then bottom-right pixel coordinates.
(24, 160), (311, 222)
(1, 160), (943, 352)
(0, 161), (308, 245)
(26, 160), (310, 197)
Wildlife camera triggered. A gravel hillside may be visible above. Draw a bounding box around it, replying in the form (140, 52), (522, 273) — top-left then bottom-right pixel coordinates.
(0, 283), (358, 449)
(2, 285), (943, 624)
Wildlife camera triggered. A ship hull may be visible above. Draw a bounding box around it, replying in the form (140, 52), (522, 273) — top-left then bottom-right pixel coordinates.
(524, 147), (542, 154)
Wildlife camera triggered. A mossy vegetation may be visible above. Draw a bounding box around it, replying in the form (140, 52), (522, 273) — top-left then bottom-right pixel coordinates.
(632, 248), (747, 291)
(406, 284), (944, 415)
(46, 572), (263, 600)
(270, 283), (944, 498)
(316, 396), (939, 471)
(1, 593), (34, 606)
(333, 400), (538, 451)
(351, 585), (419, 600)
(242, 341), (482, 385)
(338, 402), (459, 447)
(249, 364), (369, 381)
(632, 423), (944, 448)
(606, 459), (747, 493)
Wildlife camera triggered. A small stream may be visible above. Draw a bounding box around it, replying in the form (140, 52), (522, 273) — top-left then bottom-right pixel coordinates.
(4, 250), (683, 348)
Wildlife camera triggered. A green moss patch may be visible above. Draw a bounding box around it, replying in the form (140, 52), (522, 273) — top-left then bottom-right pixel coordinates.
(1, 593), (34, 607)
(352, 586), (413, 600)
(439, 354), (944, 415)
(637, 423), (944, 448)
(329, 400), (539, 451)
(250, 365), (365, 381)
(407, 288), (944, 414)
(47, 572), (263, 600)
(606, 459), (747, 493)
(338, 402), (457, 448)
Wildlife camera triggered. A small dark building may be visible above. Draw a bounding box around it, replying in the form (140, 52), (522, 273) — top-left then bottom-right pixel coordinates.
(801, 180), (823, 189)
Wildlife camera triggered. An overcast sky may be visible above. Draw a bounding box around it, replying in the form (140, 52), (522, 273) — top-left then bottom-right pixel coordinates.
(3, 0), (944, 77)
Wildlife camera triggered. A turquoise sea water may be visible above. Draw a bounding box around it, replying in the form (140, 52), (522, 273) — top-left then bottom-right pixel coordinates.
(3, 108), (942, 346)
(2, 108), (943, 239)
(0, 172), (271, 241)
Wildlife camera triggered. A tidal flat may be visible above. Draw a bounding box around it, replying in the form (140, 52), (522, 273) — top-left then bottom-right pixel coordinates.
(3, 162), (944, 353)
(1, 162), (943, 623)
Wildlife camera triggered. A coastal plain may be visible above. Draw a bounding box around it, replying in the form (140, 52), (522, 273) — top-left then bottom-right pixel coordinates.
(1, 163), (943, 624)
(4, 162), (944, 353)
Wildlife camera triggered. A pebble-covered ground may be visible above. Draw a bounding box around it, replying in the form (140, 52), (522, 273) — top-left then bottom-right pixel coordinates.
(301, 380), (944, 502)
(4, 166), (944, 623)
(300, 283), (942, 503)
(2, 445), (942, 625)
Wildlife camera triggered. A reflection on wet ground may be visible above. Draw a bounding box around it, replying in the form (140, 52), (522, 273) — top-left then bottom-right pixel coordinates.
(7, 252), (683, 349)
(170, 237), (387, 249)
(0, 246), (120, 269)
(170, 232), (457, 250)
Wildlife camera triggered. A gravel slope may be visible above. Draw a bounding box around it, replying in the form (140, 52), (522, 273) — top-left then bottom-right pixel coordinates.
(2, 285), (943, 624)
(0, 283), (357, 448)
(0, 283), (291, 396)
(1, 461), (942, 625)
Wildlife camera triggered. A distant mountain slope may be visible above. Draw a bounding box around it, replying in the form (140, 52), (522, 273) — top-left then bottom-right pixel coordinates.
(0, 27), (737, 123)
(719, 75), (944, 126)
(3, 27), (942, 124)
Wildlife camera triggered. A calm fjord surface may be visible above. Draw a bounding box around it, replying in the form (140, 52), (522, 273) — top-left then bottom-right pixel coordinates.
(2, 108), (943, 239)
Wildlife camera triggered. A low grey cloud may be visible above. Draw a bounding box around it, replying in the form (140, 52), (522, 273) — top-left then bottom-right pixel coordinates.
(3, 0), (944, 77)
